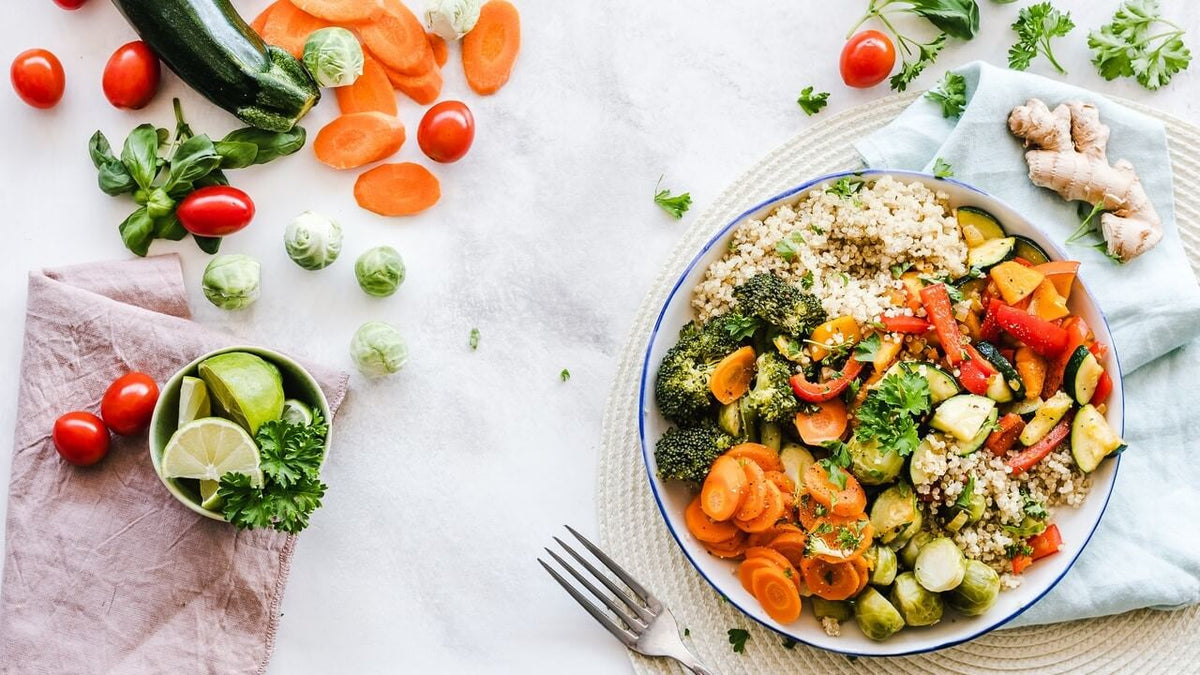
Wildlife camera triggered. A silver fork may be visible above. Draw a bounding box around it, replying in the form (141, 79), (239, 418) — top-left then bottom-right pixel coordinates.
(539, 526), (715, 675)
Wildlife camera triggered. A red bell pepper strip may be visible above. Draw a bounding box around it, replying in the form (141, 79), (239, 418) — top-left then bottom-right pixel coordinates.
(919, 284), (965, 365)
(789, 358), (864, 403)
(1029, 524), (1063, 560)
(1088, 341), (1109, 360)
(993, 303), (1069, 358)
(985, 413), (1026, 456)
(1007, 411), (1075, 475)
(1011, 553), (1034, 574)
(963, 344), (998, 376)
(1092, 371), (1113, 405)
(880, 315), (932, 334)
(979, 299), (1002, 344)
(1044, 317), (1091, 394)
(957, 358), (992, 396)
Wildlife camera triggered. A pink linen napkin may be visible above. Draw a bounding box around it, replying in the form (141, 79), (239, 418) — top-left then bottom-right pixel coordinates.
(0, 255), (348, 674)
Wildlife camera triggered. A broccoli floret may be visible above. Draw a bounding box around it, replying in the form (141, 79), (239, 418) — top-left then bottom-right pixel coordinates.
(733, 273), (826, 337)
(655, 423), (737, 483)
(654, 320), (742, 424)
(745, 351), (800, 423)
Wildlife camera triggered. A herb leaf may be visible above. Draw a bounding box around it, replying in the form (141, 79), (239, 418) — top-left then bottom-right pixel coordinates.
(1088, 0), (1191, 90)
(890, 34), (948, 92)
(469, 328), (481, 350)
(560, 369), (572, 382)
(932, 157), (954, 178)
(221, 125), (307, 165)
(728, 628), (750, 653)
(120, 124), (161, 190)
(654, 176), (692, 219)
(797, 86), (830, 116)
(1009, 2), (1075, 74)
(926, 71), (967, 118)
(854, 370), (931, 457)
(909, 0), (980, 40)
(775, 230), (807, 262)
(853, 333), (882, 362)
(723, 314), (761, 341)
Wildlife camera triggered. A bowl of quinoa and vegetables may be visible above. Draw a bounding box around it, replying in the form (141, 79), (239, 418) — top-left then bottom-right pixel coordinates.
(639, 171), (1125, 655)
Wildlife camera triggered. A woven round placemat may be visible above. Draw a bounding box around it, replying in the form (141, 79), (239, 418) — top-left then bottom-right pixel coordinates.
(596, 91), (1200, 674)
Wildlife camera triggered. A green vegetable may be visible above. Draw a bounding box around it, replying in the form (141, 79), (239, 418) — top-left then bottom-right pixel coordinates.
(654, 176), (692, 219)
(425, 0), (482, 40)
(350, 322), (409, 378)
(827, 176), (864, 198)
(560, 369), (571, 382)
(870, 482), (919, 544)
(864, 545), (898, 586)
(849, 0), (980, 92)
(1088, 0), (1191, 90)
(810, 597), (853, 621)
(853, 587), (906, 641)
(303, 27), (364, 88)
(796, 86), (830, 116)
(946, 559), (1002, 615)
(355, 246), (406, 297)
(890, 571), (944, 626)
(732, 273), (826, 338)
(469, 328), (481, 350)
(654, 320), (743, 424)
(111, 0), (320, 131)
(854, 370), (931, 458)
(202, 254), (261, 310)
(847, 435), (906, 485)
(898, 530), (935, 568)
(1008, 2), (1075, 74)
(727, 628), (750, 653)
(744, 352), (800, 424)
(655, 423), (737, 483)
(284, 211), (343, 270)
(926, 71), (966, 118)
(932, 157), (954, 178)
(913, 536), (966, 592)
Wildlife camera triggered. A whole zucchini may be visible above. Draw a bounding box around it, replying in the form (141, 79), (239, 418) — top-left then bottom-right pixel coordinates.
(112, 0), (320, 132)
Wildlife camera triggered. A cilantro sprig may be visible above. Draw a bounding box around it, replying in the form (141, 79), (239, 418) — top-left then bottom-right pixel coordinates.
(932, 157), (954, 178)
(1008, 2), (1075, 74)
(1088, 0), (1192, 90)
(654, 176), (692, 219)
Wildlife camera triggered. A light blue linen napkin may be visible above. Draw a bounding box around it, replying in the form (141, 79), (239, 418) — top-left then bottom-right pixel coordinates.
(857, 61), (1200, 627)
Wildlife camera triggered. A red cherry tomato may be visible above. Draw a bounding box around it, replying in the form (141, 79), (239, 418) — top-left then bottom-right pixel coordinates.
(101, 372), (159, 435)
(53, 0), (90, 8)
(840, 30), (896, 88)
(52, 412), (110, 466)
(177, 186), (256, 237)
(11, 48), (65, 109)
(102, 41), (161, 110)
(417, 100), (475, 163)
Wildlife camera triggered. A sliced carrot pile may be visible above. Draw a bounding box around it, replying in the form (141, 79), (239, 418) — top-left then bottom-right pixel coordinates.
(384, 62), (444, 105)
(734, 461), (767, 522)
(796, 493), (826, 530)
(428, 32), (448, 67)
(744, 548), (802, 594)
(725, 443), (783, 472)
(314, 112), (406, 170)
(745, 523), (802, 549)
(292, 0), (383, 23)
(700, 455), (748, 521)
(767, 531), (808, 568)
(709, 346), (756, 405)
(335, 53), (398, 115)
(705, 532), (748, 559)
(354, 162), (441, 216)
(684, 495), (739, 544)
(751, 566), (803, 623)
(357, 0), (434, 75)
(250, 1), (281, 35)
(462, 0), (521, 95)
(803, 462), (866, 517)
(732, 481), (784, 533)
(259, 0), (332, 58)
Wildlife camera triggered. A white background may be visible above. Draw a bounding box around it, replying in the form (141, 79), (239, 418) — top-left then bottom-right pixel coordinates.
(0, 1), (1196, 672)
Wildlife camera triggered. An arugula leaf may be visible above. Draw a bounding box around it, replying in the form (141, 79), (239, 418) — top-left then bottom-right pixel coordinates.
(1089, 0), (1191, 90)
(796, 86), (830, 116)
(853, 333), (882, 362)
(654, 176), (692, 219)
(728, 628), (750, 653)
(1008, 2), (1075, 74)
(932, 157), (954, 178)
(926, 71), (967, 118)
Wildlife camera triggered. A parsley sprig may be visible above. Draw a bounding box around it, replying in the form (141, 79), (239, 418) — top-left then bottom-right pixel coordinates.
(847, 0), (980, 91)
(926, 71), (967, 118)
(1008, 2), (1075, 74)
(728, 628), (750, 653)
(654, 176), (692, 219)
(932, 157), (954, 178)
(853, 370), (932, 457)
(797, 86), (830, 116)
(1088, 0), (1192, 90)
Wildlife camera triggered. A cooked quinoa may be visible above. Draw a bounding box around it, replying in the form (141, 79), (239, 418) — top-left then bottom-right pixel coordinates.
(692, 176), (968, 324)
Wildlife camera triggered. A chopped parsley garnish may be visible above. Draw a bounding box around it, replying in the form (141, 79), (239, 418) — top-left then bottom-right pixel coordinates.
(775, 230), (807, 262)
(1022, 491), (1049, 520)
(826, 177), (864, 198)
(926, 70), (967, 118)
(854, 370), (932, 457)
(560, 369), (571, 382)
(654, 176), (692, 219)
(836, 526), (863, 551)
(723, 314), (761, 341)
(797, 86), (831, 116)
(469, 327), (480, 350)
(932, 157), (954, 178)
(728, 628), (750, 653)
(800, 270), (815, 290)
(954, 474), (977, 510)
(890, 262), (913, 279)
(853, 333), (882, 363)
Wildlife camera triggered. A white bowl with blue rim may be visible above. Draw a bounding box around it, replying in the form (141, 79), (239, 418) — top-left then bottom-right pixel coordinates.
(638, 170), (1124, 656)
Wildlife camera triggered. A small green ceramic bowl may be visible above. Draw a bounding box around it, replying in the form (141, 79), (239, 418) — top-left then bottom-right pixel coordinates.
(148, 345), (333, 522)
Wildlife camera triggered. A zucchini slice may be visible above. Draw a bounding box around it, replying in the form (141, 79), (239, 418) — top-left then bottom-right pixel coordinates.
(1008, 396), (1043, 416)
(1018, 391), (1074, 446)
(985, 373), (1014, 403)
(1064, 345), (1105, 405)
(931, 394), (996, 442)
(957, 206), (1007, 244)
(974, 341), (1026, 399)
(955, 408), (998, 455)
(1013, 235), (1052, 265)
(967, 237), (1017, 270)
(1071, 404), (1125, 472)
(879, 361), (960, 404)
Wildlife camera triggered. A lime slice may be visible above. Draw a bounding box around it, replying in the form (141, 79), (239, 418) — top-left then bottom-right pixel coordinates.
(162, 418), (262, 485)
(281, 398), (313, 426)
(179, 376), (212, 425)
(199, 479), (223, 510)
(198, 352), (284, 435)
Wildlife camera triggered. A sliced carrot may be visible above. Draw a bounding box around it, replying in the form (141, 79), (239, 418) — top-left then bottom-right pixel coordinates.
(751, 566), (803, 623)
(738, 557), (780, 594)
(427, 31), (448, 67)
(745, 523), (803, 549)
(462, 0), (521, 95)
(700, 455), (748, 522)
(808, 514), (873, 563)
(767, 531), (808, 568)
(734, 461), (767, 522)
(764, 470), (796, 515)
(259, 0), (331, 58)
(354, 162), (441, 216)
(803, 463), (866, 517)
(707, 346), (756, 405)
(250, 1), (281, 35)
(800, 557), (860, 601)
(384, 62), (444, 105)
(685, 495), (739, 544)
(705, 531), (748, 559)
(335, 53), (398, 115)
(314, 112), (406, 170)
(358, 0), (434, 75)
(744, 547), (803, 593)
(851, 556), (870, 595)
(733, 482), (785, 533)
(292, 0), (383, 22)
(796, 493), (828, 531)
(793, 398), (848, 445)
(725, 443), (783, 473)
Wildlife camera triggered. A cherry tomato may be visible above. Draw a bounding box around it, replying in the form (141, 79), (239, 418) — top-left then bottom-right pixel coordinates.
(53, 0), (90, 8)
(840, 30), (896, 88)
(101, 372), (159, 435)
(177, 186), (256, 237)
(417, 100), (475, 163)
(102, 41), (161, 110)
(52, 412), (110, 466)
(11, 48), (65, 109)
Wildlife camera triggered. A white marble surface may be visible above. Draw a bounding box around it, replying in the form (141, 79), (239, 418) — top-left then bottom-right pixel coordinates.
(0, 1), (1196, 672)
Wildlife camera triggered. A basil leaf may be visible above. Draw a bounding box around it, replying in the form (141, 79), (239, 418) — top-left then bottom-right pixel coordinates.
(194, 234), (222, 254)
(910, 0), (979, 40)
(165, 134), (221, 191)
(197, 170), (230, 188)
(215, 140), (260, 170)
(145, 188), (176, 219)
(119, 208), (156, 257)
(120, 124), (161, 190)
(221, 126), (306, 165)
(88, 131), (117, 169)
(97, 160), (137, 196)
(153, 211), (188, 241)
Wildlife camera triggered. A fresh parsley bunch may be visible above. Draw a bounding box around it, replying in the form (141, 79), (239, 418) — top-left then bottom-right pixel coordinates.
(853, 370), (932, 457)
(1088, 0), (1191, 90)
(1008, 2), (1075, 74)
(926, 71), (967, 118)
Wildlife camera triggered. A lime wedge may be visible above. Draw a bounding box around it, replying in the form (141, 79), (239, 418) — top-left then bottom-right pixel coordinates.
(162, 418), (262, 485)
(281, 398), (313, 426)
(199, 479), (223, 510)
(179, 376), (212, 425)
(198, 352), (284, 435)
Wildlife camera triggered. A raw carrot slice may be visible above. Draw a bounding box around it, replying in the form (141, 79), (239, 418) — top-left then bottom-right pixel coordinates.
(385, 63), (444, 105)
(427, 31), (448, 67)
(314, 112), (406, 170)
(751, 566), (803, 623)
(744, 547), (803, 594)
(250, 1), (282, 35)
(358, 0), (434, 75)
(734, 482), (785, 533)
(292, 0), (383, 23)
(734, 461), (767, 522)
(800, 557), (860, 601)
(803, 462), (866, 517)
(738, 557), (781, 594)
(685, 496), (739, 544)
(793, 398), (848, 445)
(708, 346), (756, 405)
(462, 0), (521, 95)
(700, 455), (748, 522)
(705, 531), (748, 559)
(767, 531), (809, 568)
(259, 0), (331, 58)
(746, 523), (803, 549)
(354, 162), (440, 216)
(335, 53), (398, 115)
(808, 514), (873, 563)
(725, 443), (783, 473)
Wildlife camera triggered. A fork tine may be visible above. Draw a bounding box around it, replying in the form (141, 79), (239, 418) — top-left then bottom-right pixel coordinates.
(565, 525), (661, 610)
(553, 536), (655, 623)
(544, 548), (646, 630)
(539, 558), (637, 646)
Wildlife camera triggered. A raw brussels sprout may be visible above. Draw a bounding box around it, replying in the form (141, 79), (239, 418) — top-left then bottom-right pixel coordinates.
(355, 246), (406, 297)
(914, 537), (967, 592)
(898, 530), (935, 569)
(810, 597), (852, 622)
(424, 0), (481, 40)
(202, 254), (260, 310)
(947, 559), (1002, 616)
(848, 435), (905, 486)
(864, 545), (897, 586)
(350, 322), (409, 378)
(284, 211), (343, 270)
(889, 572), (944, 627)
(303, 27), (364, 88)
(853, 587), (906, 641)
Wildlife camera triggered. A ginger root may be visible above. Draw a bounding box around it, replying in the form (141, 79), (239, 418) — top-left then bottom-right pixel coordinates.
(1008, 98), (1162, 262)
